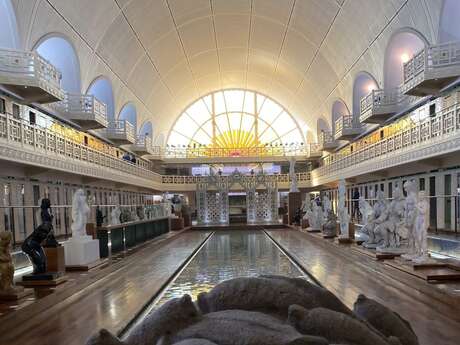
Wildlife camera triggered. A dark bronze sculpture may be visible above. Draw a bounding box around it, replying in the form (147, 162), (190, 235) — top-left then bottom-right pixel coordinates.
(40, 198), (59, 247)
(96, 206), (105, 227)
(21, 222), (52, 274)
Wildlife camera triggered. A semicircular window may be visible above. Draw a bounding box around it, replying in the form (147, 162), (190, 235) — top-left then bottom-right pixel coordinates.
(167, 90), (304, 154)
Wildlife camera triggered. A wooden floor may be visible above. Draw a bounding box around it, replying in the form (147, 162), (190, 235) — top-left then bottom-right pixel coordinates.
(0, 230), (211, 345)
(266, 229), (460, 345)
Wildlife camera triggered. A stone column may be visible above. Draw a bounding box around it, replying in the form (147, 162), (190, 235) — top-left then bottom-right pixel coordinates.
(435, 172), (445, 230)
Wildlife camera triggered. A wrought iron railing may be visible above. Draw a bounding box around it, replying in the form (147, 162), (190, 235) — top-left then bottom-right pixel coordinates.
(316, 100), (460, 176)
(403, 41), (460, 89)
(0, 112), (160, 182)
(150, 143), (321, 159)
(161, 172), (311, 185)
(335, 115), (360, 136)
(0, 48), (64, 100)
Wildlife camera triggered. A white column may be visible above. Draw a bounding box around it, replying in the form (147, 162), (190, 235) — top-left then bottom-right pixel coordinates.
(435, 172), (445, 230)
(23, 181), (34, 236)
(451, 172), (457, 231)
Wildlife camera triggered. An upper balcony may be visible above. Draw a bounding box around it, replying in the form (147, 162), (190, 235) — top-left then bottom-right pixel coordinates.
(334, 115), (362, 141)
(149, 143), (321, 164)
(0, 48), (65, 103)
(402, 41), (460, 97)
(318, 131), (338, 152)
(360, 87), (418, 124)
(50, 93), (108, 130)
(100, 120), (135, 146)
(131, 135), (155, 156)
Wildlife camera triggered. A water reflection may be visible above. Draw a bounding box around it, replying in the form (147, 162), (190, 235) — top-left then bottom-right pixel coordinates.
(155, 230), (312, 306)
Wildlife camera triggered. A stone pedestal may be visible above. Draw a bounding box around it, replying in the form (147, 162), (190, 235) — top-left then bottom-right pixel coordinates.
(288, 192), (301, 225)
(64, 236), (100, 267)
(0, 287), (33, 301)
(44, 246), (65, 273)
(171, 217), (184, 231)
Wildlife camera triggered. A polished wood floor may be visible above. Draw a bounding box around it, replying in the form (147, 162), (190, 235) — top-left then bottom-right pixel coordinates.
(0, 230), (211, 345)
(266, 229), (460, 345)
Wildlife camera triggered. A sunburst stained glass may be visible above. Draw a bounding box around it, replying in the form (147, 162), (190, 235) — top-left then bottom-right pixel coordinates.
(167, 90), (304, 155)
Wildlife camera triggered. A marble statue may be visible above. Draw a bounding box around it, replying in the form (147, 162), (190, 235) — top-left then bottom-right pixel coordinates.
(357, 196), (373, 242)
(337, 179), (350, 238)
(401, 180), (418, 260)
(413, 191), (430, 263)
(375, 184), (407, 253)
(0, 231), (15, 294)
(306, 200), (324, 230)
(288, 156), (299, 193)
(70, 189), (90, 239)
(322, 195), (332, 217)
(323, 209), (337, 237)
(110, 205), (121, 225)
(362, 191), (387, 249)
(87, 276), (419, 345)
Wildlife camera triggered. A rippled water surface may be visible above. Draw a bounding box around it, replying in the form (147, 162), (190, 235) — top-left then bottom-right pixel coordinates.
(154, 230), (313, 307)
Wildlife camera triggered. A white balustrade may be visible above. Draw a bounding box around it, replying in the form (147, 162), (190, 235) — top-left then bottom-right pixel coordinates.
(103, 120), (136, 144)
(161, 172), (311, 185)
(0, 48), (65, 102)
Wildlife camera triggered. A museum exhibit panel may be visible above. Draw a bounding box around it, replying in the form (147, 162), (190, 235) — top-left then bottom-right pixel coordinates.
(0, 0), (459, 344)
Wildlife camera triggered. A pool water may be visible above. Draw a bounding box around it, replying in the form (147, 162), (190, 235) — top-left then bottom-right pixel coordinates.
(154, 230), (314, 307)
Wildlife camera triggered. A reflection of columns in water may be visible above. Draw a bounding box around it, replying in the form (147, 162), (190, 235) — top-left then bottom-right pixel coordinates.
(217, 234), (231, 264)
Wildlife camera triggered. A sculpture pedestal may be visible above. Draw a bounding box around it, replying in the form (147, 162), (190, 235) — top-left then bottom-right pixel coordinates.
(0, 287), (33, 301)
(171, 217), (184, 231)
(44, 246), (65, 273)
(20, 272), (67, 287)
(288, 192), (301, 225)
(64, 236), (100, 268)
(306, 227), (321, 233)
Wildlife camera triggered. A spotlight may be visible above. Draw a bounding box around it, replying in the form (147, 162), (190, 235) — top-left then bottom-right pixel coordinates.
(400, 53), (410, 63)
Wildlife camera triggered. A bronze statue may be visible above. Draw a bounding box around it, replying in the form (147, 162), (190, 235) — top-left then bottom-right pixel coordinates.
(21, 222), (52, 274)
(40, 198), (59, 247)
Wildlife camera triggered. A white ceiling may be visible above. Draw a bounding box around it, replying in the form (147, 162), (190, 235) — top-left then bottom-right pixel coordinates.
(13, 0), (443, 140)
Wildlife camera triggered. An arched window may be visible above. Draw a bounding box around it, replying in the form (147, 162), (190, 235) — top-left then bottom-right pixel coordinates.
(384, 30), (427, 89)
(0, 0), (19, 49)
(439, 0), (460, 43)
(353, 72), (378, 115)
(119, 103), (137, 131)
(34, 35), (81, 94)
(331, 100), (350, 133)
(87, 76), (115, 120)
(167, 90), (304, 148)
(139, 121), (153, 138)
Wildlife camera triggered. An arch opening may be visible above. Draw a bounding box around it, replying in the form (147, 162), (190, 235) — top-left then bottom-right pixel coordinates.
(384, 30), (426, 89)
(87, 77), (115, 121)
(34, 35), (81, 94)
(167, 90), (304, 149)
(353, 72), (378, 116)
(119, 103), (137, 131)
(0, 0), (19, 49)
(331, 100), (350, 133)
(139, 121), (153, 138)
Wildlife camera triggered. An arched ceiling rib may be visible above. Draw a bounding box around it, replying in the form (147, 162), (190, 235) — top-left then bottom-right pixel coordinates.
(16, 0), (442, 139)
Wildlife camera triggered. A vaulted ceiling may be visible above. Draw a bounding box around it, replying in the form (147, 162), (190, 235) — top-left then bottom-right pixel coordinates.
(13, 0), (443, 140)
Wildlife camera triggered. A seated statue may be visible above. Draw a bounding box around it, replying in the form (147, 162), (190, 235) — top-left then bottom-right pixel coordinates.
(322, 210), (337, 237)
(362, 191), (387, 248)
(21, 222), (53, 274)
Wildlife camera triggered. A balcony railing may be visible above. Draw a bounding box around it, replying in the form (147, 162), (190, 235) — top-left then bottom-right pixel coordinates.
(149, 143), (321, 160)
(334, 115), (361, 140)
(161, 172), (311, 185)
(315, 99), (460, 178)
(318, 131), (338, 151)
(50, 93), (108, 129)
(0, 48), (65, 103)
(360, 87), (418, 123)
(102, 120), (136, 145)
(0, 112), (161, 183)
(403, 41), (460, 96)
(131, 135), (154, 155)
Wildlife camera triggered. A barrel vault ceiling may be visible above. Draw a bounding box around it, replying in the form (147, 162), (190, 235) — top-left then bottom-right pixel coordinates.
(14, 0), (442, 140)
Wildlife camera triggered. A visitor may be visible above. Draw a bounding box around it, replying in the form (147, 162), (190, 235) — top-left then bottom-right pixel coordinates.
(122, 152), (130, 162)
(131, 155), (137, 164)
(352, 188), (360, 221)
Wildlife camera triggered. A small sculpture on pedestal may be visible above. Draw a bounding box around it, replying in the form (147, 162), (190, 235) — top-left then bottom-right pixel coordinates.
(71, 189), (90, 239)
(322, 210), (337, 238)
(337, 179), (350, 238)
(306, 200), (323, 231)
(288, 156), (299, 193)
(21, 222), (53, 274)
(110, 205), (121, 225)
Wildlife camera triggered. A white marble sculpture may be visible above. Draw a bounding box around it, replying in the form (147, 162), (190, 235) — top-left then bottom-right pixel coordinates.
(401, 180), (418, 260)
(362, 190), (387, 249)
(110, 205), (121, 225)
(288, 156), (299, 193)
(305, 200), (323, 231)
(358, 196), (373, 227)
(322, 195), (332, 217)
(413, 191), (430, 263)
(375, 184), (407, 254)
(337, 179), (350, 238)
(70, 189), (90, 239)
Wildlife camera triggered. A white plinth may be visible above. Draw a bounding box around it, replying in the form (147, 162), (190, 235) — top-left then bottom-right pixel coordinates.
(64, 236), (100, 266)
